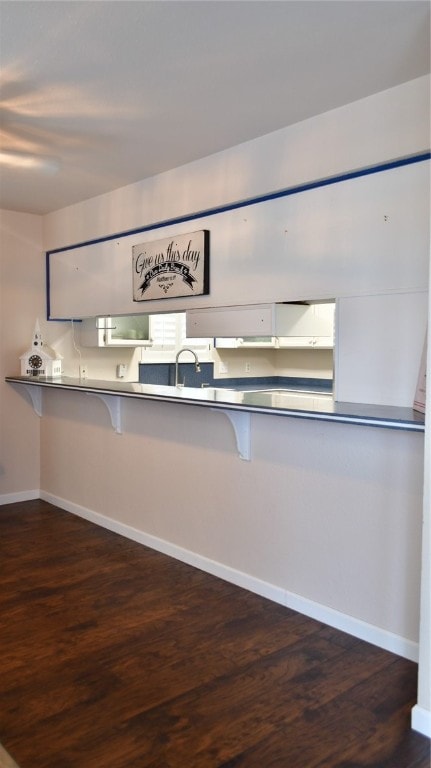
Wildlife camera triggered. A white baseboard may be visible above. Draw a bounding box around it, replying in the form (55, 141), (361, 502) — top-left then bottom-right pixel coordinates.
(0, 490), (40, 506)
(411, 705), (431, 739)
(281, 590), (418, 662)
(40, 490), (419, 663)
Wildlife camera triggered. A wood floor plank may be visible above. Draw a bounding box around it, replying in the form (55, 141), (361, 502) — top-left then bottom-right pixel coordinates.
(0, 500), (429, 768)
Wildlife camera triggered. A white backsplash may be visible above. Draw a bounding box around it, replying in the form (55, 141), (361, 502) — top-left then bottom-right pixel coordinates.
(49, 322), (333, 383)
(213, 347), (333, 380)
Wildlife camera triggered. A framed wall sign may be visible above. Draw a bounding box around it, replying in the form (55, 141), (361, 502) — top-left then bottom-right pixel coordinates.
(132, 230), (209, 302)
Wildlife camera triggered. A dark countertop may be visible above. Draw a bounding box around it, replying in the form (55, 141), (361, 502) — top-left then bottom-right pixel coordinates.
(5, 376), (425, 432)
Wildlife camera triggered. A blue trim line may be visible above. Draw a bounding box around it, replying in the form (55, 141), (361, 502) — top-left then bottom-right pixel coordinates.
(46, 152), (430, 256)
(46, 251), (51, 320)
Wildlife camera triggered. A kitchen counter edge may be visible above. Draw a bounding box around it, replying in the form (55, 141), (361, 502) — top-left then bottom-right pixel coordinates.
(5, 376), (425, 432)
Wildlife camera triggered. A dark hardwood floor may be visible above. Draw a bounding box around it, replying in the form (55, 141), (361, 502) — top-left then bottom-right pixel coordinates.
(0, 499), (429, 768)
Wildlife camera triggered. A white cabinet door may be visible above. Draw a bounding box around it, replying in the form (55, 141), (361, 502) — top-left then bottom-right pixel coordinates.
(80, 316), (153, 347)
(276, 303), (335, 348)
(187, 305), (274, 337)
(312, 336), (334, 349)
(277, 336), (333, 349)
(277, 336), (317, 349)
(213, 303), (335, 348)
(214, 337), (241, 348)
(187, 303), (314, 338)
(215, 336), (278, 348)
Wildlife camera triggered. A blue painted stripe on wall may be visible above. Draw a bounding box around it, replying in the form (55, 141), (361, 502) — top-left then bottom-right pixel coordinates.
(46, 151), (430, 319)
(46, 152), (430, 256)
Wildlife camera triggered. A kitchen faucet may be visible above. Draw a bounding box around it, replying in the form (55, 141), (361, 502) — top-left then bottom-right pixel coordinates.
(175, 348), (201, 387)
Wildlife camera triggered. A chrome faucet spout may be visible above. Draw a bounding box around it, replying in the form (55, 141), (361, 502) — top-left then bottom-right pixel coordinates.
(175, 348), (201, 387)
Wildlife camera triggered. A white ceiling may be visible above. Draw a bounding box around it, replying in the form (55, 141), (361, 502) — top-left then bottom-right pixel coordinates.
(0, 0), (429, 215)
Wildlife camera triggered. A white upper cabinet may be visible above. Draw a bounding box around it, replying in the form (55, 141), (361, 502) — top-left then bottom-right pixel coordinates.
(276, 302), (335, 349)
(79, 315), (153, 347)
(79, 312), (214, 354)
(207, 302), (335, 349)
(187, 303), (317, 338)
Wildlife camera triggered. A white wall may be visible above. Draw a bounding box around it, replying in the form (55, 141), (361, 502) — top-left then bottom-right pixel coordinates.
(47, 158), (429, 319)
(336, 290), (428, 406)
(36, 75), (430, 662)
(0, 210), (44, 499)
(51, 322), (142, 381)
(1, 78), (429, 709)
(40, 391), (424, 652)
(45, 76), (429, 408)
(412, 233), (431, 736)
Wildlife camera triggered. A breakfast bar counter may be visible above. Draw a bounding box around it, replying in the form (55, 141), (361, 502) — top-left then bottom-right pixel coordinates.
(5, 376), (425, 433)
